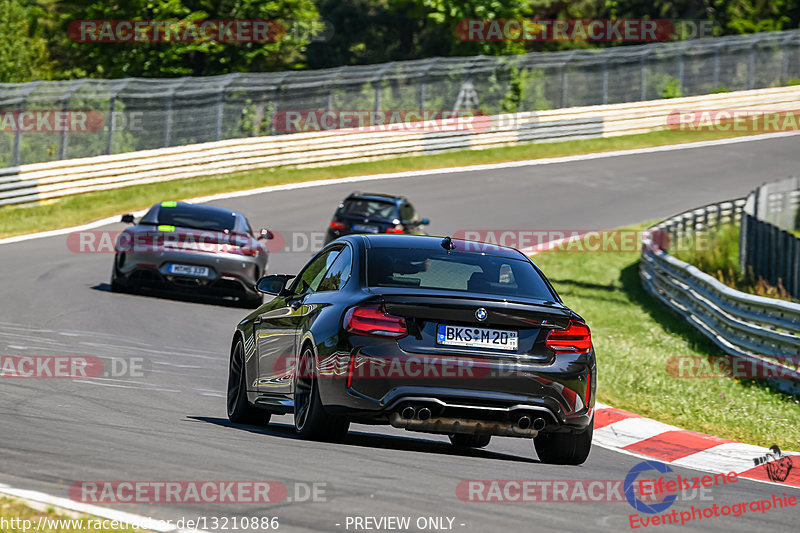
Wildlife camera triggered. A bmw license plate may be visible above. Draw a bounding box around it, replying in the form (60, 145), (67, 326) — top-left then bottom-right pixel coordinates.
(437, 325), (518, 351)
(168, 264), (210, 277)
(353, 224), (379, 233)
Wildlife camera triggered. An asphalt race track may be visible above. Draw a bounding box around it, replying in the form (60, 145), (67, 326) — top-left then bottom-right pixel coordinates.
(1, 136), (799, 532)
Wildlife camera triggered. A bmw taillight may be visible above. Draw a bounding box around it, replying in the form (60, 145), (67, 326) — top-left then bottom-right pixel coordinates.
(385, 225), (404, 234)
(330, 221), (346, 231)
(545, 321), (592, 353)
(344, 304), (407, 338)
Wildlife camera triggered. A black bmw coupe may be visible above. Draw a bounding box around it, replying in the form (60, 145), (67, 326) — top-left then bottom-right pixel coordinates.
(226, 234), (596, 464)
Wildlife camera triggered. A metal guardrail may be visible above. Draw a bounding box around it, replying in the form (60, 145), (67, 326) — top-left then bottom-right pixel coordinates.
(640, 199), (800, 395)
(3, 85), (800, 206)
(1, 30), (799, 167)
(740, 176), (800, 298)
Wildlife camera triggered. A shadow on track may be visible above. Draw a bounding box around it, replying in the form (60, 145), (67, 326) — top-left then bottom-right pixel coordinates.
(187, 416), (538, 464)
(90, 283), (258, 309)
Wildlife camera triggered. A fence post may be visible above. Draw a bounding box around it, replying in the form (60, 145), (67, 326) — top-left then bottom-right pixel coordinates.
(105, 79), (131, 155)
(713, 43), (720, 88)
(58, 79), (85, 161)
(373, 62), (395, 112)
(9, 81), (41, 166)
(560, 51), (577, 108)
(215, 74), (238, 142)
(602, 59), (609, 104)
(748, 36), (756, 89)
(640, 50), (651, 100)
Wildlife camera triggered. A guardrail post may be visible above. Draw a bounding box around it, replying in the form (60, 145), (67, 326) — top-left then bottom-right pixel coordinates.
(602, 59), (609, 104)
(713, 44), (721, 87)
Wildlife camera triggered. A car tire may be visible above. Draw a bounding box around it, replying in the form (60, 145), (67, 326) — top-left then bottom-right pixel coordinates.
(449, 434), (491, 449)
(533, 419), (593, 465)
(227, 339), (270, 425)
(110, 266), (127, 293)
(294, 346), (349, 442)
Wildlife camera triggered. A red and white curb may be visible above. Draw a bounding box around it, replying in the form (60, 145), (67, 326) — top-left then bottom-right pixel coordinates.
(592, 402), (800, 488)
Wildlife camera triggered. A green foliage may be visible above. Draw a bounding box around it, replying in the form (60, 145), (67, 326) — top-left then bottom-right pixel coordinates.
(673, 223), (797, 302)
(47, 0), (320, 78)
(0, 0), (55, 82)
(660, 76), (683, 99)
(710, 86), (731, 93)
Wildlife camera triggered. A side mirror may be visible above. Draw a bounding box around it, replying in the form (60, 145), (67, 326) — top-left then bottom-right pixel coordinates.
(421, 218), (430, 225)
(121, 214), (135, 224)
(256, 274), (295, 295)
(258, 228), (274, 240)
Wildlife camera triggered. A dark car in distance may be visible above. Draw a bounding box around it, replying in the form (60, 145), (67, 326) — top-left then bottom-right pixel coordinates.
(112, 201), (273, 307)
(324, 192), (429, 243)
(227, 234), (596, 464)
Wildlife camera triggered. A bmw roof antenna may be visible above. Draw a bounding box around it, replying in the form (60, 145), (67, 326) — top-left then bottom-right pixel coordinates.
(441, 236), (456, 253)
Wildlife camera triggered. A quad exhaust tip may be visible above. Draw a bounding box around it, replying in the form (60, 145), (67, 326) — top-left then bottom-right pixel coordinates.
(401, 406), (416, 420)
(532, 417), (546, 431)
(417, 407), (432, 421)
(517, 416), (531, 430)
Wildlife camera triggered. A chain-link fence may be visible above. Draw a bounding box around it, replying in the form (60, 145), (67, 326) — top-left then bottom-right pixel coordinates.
(1, 30), (799, 168)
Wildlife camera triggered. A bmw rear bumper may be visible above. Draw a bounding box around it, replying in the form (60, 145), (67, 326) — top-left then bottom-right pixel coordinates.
(319, 345), (596, 437)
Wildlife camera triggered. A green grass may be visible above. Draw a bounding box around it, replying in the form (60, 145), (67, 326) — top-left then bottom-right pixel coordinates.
(532, 229), (800, 448)
(0, 497), (146, 533)
(674, 223), (796, 302)
(0, 126), (769, 239)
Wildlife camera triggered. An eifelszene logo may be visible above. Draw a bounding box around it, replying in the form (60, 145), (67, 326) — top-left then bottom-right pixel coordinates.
(754, 446), (794, 483)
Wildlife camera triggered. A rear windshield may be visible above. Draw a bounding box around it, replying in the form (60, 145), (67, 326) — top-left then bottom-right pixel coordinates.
(340, 199), (398, 220)
(366, 248), (555, 301)
(155, 206), (237, 232)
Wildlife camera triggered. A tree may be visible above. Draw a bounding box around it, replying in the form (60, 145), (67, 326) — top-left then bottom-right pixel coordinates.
(50, 0), (320, 78)
(0, 0), (55, 82)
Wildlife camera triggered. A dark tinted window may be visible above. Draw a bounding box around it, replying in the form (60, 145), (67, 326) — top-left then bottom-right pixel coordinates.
(155, 205), (237, 232)
(292, 247), (342, 295)
(318, 246), (353, 291)
(341, 199), (398, 220)
(400, 203), (417, 223)
(366, 248), (554, 300)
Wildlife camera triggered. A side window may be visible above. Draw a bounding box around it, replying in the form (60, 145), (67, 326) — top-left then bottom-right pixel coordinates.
(292, 247), (342, 296)
(400, 202), (417, 223)
(318, 246), (353, 291)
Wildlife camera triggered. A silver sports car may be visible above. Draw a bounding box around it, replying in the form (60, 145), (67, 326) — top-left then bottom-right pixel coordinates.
(111, 201), (272, 307)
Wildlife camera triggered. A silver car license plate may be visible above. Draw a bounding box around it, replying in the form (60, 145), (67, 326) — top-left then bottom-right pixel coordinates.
(168, 264), (210, 277)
